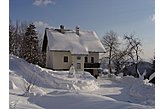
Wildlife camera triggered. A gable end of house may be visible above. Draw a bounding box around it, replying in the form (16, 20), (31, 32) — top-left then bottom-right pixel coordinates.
(42, 29), (48, 52)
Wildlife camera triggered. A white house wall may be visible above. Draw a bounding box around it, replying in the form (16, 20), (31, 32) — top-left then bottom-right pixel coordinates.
(52, 51), (72, 70)
(84, 52), (99, 76)
(87, 52), (99, 63)
(46, 50), (54, 69)
(72, 55), (85, 71)
(46, 50), (99, 73)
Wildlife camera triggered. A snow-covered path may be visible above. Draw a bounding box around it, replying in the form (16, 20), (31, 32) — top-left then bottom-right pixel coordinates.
(28, 92), (154, 109)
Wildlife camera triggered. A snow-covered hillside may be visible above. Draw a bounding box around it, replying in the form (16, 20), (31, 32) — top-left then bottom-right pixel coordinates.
(9, 55), (155, 109)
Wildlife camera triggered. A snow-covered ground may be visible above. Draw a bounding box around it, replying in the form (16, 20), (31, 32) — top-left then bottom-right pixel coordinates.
(9, 55), (155, 109)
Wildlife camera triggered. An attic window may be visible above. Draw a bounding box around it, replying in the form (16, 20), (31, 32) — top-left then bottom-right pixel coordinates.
(64, 56), (68, 62)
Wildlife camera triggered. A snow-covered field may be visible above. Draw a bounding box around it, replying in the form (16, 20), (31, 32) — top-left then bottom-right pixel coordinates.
(9, 55), (155, 109)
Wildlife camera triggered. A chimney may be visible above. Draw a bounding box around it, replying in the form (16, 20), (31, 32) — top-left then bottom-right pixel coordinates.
(75, 26), (80, 35)
(60, 25), (65, 34)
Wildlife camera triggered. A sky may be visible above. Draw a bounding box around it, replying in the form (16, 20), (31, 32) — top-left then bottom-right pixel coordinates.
(9, 0), (155, 60)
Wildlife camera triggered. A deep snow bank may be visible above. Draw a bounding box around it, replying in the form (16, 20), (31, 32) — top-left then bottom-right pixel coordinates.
(111, 74), (155, 106)
(9, 73), (47, 96)
(9, 55), (98, 92)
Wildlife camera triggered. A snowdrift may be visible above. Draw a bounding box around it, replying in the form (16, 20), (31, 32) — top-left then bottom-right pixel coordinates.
(9, 55), (98, 92)
(110, 74), (155, 106)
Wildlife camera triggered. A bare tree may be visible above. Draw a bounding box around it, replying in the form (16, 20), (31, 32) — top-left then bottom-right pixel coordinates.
(17, 22), (28, 58)
(9, 20), (16, 54)
(9, 20), (28, 57)
(22, 73), (37, 96)
(37, 33), (46, 67)
(9, 20), (21, 56)
(101, 31), (120, 76)
(124, 34), (142, 77)
(112, 51), (126, 75)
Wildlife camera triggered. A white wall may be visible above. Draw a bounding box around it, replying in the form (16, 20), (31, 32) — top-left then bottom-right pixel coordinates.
(86, 52), (99, 63)
(46, 51), (99, 73)
(53, 51), (72, 70)
(72, 55), (85, 71)
(46, 51), (72, 70)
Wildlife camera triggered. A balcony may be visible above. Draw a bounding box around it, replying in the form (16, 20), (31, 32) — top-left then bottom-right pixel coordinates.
(84, 63), (100, 68)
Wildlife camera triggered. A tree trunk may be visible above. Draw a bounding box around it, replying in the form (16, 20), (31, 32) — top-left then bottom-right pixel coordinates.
(108, 46), (112, 77)
(135, 46), (139, 78)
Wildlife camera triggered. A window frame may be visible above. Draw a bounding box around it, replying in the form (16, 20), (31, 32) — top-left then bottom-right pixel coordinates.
(77, 56), (81, 60)
(85, 57), (88, 63)
(91, 57), (94, 63)
(77, 63), (81, 69)
(63, 56), (68, 63)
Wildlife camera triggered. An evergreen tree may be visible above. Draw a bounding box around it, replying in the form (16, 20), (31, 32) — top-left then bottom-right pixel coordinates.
(22, 24), (39, 64)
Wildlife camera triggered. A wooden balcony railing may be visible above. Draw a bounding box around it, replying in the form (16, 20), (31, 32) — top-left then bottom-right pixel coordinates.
(84, 63), (100, 68)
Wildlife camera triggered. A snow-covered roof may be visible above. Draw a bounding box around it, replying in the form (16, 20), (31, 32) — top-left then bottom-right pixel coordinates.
(45, 28), (106, 54)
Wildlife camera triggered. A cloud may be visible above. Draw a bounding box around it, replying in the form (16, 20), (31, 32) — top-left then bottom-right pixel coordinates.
(34, 21), (55, 29)
(33, 0), (55, 6)
(33, 21), (56, 40)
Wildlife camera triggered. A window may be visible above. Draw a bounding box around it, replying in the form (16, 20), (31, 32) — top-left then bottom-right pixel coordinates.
(64, 56), (68, 62)
(77, 63), (81, 69)
(85, 57), (88, 63)
(91, 57), (94, 63)
(77, 56), (81, 60)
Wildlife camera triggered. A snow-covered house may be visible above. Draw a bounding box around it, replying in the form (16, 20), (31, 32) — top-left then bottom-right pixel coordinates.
(42, 25), (106, 77)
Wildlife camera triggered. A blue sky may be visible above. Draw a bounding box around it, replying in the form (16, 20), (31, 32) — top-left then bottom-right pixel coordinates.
(9, 0), (155, 60)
